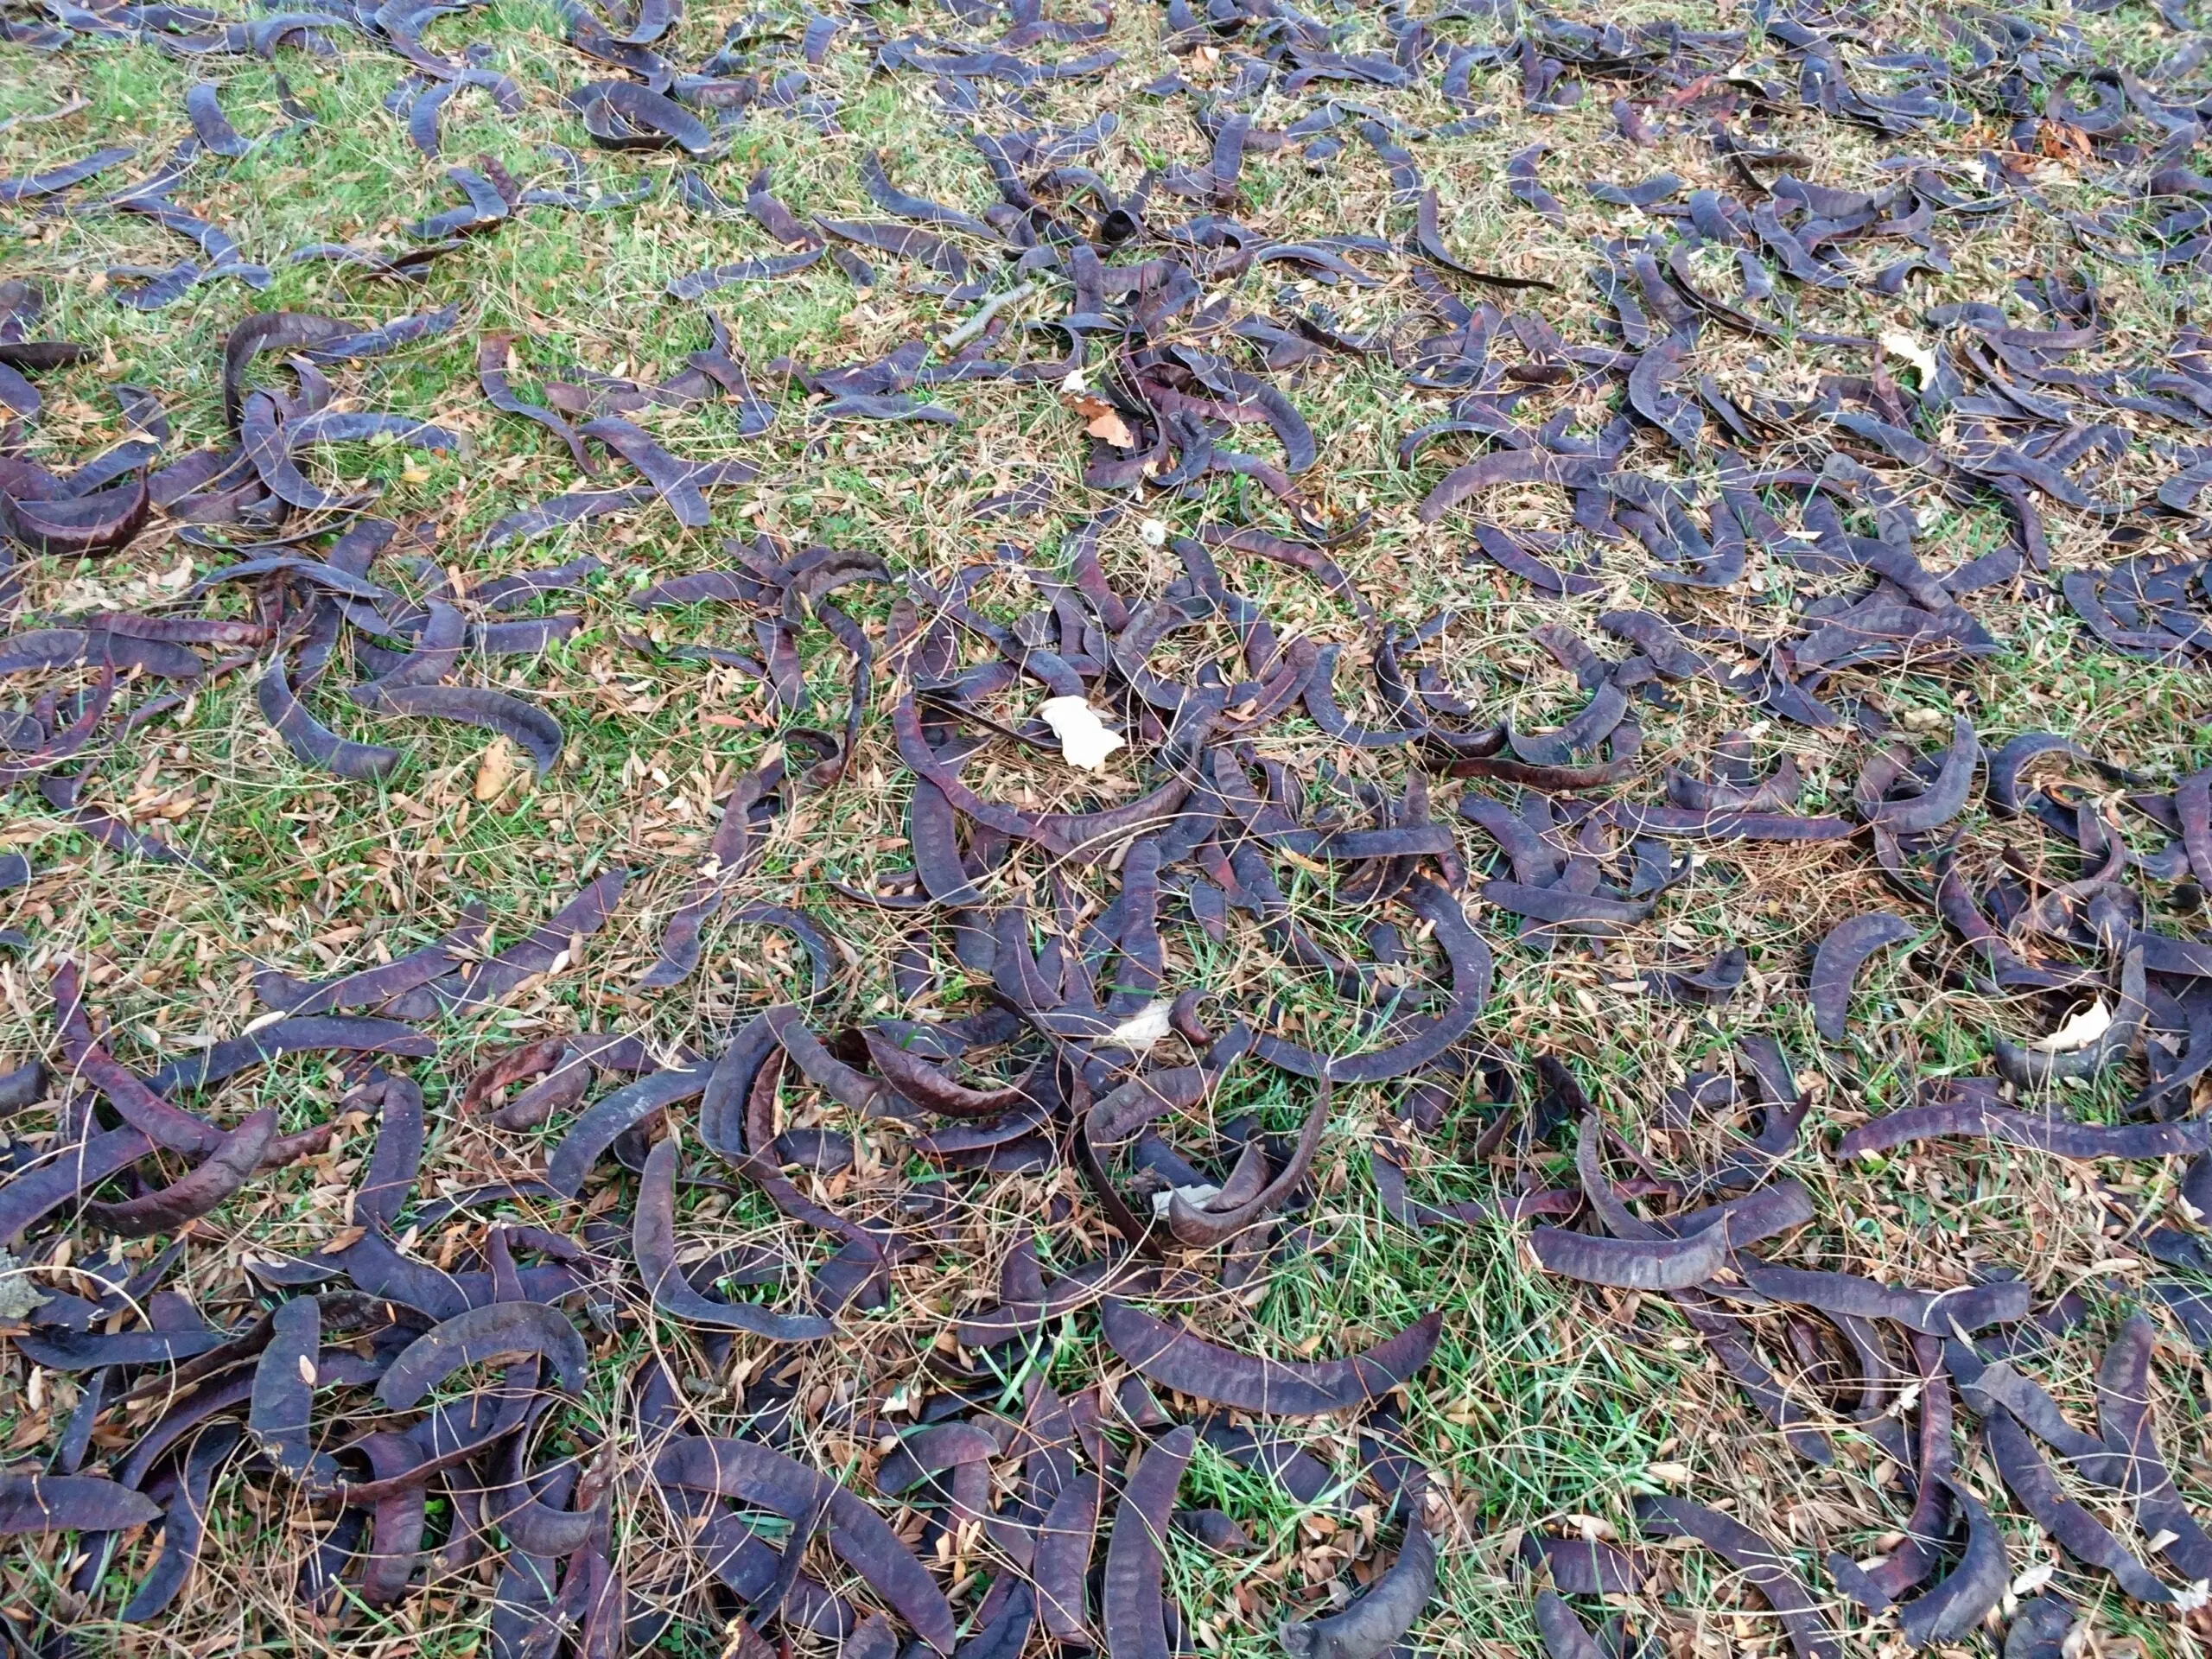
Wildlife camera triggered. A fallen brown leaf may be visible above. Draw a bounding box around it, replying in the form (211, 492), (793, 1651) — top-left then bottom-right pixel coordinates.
(474, 736), (516, 802)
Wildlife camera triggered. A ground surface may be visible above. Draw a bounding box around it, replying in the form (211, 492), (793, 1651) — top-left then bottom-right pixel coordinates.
(2, 0), (2212, 1655)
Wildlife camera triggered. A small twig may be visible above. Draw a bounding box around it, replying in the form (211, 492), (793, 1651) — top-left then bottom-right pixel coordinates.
(940, 281), (1039, 352)
(0, 95), (86, 136)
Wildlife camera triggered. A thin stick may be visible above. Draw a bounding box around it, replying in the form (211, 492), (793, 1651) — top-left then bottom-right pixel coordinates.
(940, 281), (1039, 352)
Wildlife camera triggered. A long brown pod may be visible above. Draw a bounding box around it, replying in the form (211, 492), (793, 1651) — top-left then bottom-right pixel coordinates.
(1100, 1301), (1440, 1415)
(1102, 1425), (1192, 1659)
(633, 1138), (833, 1341)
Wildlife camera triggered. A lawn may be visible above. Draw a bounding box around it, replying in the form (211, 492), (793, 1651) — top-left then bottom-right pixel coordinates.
(3, 0), (2212, 1653)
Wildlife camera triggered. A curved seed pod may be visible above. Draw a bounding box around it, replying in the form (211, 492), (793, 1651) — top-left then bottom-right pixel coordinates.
(489, 1526), (564, 1659)
(2179, 769), (2212, 890)
(119, 1422), (242, 1622)
(1855, 1337), (1954, 1601)
(115, 1371), (263, 1490)
(766, 1006), (897, 1115)
(258, 660), (404, 779)
(667, 246), (826, 299)
(2094, 1313), (2212, 1582)
(52, 1363), (112, 1476)
(0, 1058), (42, 1111)
(184, 83), (248, 156)
(323, 1227), (479, 1320)
(191, 555), (391, 603)
(912, 1103), (1051, 1165)
(493, 1060), (593, 1135)
(483, 1406), (602, 1558)
(1167, 1080), (1330, 1247)
(260, 912), (481, 1018)
(545, 1063), (709, 1196)
(1637, 1497), (1840, 1659)
(0, 1127), (155, 1241)
(579, 81), (716, 155)
(1482, 879), (1656, 931)
(1413, 188), (1554, 287)
(354, 1077), (424, 1231)
(1039, 774), (1196, 861)
(1626, 336), (1700, 452)
(1173, 1510), (1253, 1554)
(1034, 1470), (1102, 1641)
(377, 1303), (588, 1408)
(0, 627), (200, 679)
(653, 1436), (957, 1651)
(695, 1510), (857, 1639)
(461, 1035), (566, 1114)
(1099, 1300), (1440, 1416)
(81, 1108), (276, 1237)
(635, 1138), (833, 1341)
(1988, 734), (2089, 815)
(1993, 946), (2146, 1089)
(150, 1016), (433, 1094)
(753, 1491), (831, 1619)
(16, 1324), (232, 1370)
(54, 967), (220, 1154)
(338, 1379), (534, 1507)
(1860, 717), (1979, 834)
(578, 416), (711, 525)
(1529, 1224), (1727, 1290)
(1808, 912), (1916, 1042)
(1840, 1093), (2209, 1160)
(1103, 1424), (1192, 1659)
(1090, 1065), (1209, 1145)
(957, 1258), (1199, 1348)
(700, 1012), (779, 1160)
(904, 775), (985, 906)
(874, 1423), (998, 1498)
(0, 1473), (162, 1534)
(891, 693), (1071, 856)
(1076, 1083), (1164, 1256)
(1958, 1353), (2120, 1482)
(1892, 1478), (2008, 1649)
(249, 1295), (340, 1488)
(861, 1028), (1035, 1117)
(730, 1047), (883, 1260)
(1986, 1409), (2172, 1604)
(479, 334), (592, 470)
(1735, 1265), (2028, 1334)
(352, 683), (563, 773)
(221, 310), (347, 430)
(1671, 1179), (1815, 1247)
(429, 868), (628, 1014)
(1518, 1535), (1646, 1594)
(1279, 1514), (1436, 1659)
(1417, 446), (1586, 524)
(2, 471), (149, 558)
(2005, 1597), (2077, 1659)
(960, 1582), (1033, 1659)
(1533, 1591), (1602, 1659)
(351, 599), (465, 694)
(1252, 878), (1491, 1084)
(353, 1430), (428, 1605)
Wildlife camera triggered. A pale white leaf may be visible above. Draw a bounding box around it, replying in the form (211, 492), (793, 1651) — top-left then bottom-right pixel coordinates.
(1039, 696), (1126, 772)
(2031, 997), (2110, 1052)
(1882, 330), (1940, 381)
(1107, 999), (1174, 1051)
(1152, 1183), (1221, 1217)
